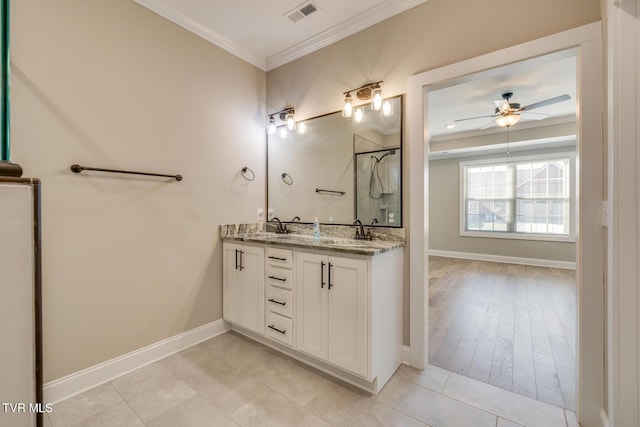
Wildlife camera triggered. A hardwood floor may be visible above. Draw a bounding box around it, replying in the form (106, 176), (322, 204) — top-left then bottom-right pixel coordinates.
(428, 256), (576, 410)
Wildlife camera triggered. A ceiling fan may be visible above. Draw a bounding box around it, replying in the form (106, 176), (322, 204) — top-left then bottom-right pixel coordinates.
(453, 91), (571, 129)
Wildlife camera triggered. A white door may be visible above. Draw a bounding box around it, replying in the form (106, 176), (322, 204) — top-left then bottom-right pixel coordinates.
(327, 256), (368, 376)
(295, 252), (328, 360)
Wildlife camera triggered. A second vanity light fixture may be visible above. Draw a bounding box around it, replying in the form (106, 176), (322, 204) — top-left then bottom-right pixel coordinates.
(342, 81), (393, 123)
(267, 107), (307, 137)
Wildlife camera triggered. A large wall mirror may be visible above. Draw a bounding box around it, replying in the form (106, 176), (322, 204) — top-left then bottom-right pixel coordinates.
(267, 95), (403, 227)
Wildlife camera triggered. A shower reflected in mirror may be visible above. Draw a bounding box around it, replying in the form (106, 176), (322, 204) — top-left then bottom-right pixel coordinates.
(355, 148), (400, 225)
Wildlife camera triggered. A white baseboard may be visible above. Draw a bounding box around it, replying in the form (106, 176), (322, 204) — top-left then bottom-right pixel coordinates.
(43, 319), (230, 404)
(429, 249), (576, 270)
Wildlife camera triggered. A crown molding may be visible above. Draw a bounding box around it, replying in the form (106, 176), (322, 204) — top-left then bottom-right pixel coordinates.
(132, 0), (266, 70)
(265, 0), (430, 70)
(134, 0), (429, 71)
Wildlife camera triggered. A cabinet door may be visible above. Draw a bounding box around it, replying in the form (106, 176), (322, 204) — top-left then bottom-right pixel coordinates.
(327, 256), (368, 376)
(239, 245), (265, 334)
(295, 252), (328, 360)
(222, 243), (265, 334)
(222, 243), (242, 325)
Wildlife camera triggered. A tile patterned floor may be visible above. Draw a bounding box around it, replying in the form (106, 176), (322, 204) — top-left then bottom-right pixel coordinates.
(45, 331), (579, 427)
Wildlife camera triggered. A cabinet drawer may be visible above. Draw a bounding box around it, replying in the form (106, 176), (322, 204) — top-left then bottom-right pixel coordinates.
(266, 266), (293, 289)
(267, 248), (293, 269)
(266, 312), (293, 346)
(266, 286), (293, 318)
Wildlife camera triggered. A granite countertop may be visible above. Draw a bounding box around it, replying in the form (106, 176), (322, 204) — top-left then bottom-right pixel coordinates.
(221, 232), (404, 256)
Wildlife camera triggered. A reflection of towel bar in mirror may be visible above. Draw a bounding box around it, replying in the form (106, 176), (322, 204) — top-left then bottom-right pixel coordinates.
(316, 188), (345, 195)
(281, 173), (293, 185)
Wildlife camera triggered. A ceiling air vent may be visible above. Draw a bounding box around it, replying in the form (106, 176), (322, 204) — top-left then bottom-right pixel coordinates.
(286, 1), (319, 23)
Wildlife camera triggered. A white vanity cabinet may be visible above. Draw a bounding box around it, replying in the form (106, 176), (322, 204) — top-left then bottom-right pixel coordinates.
(220, 232), (403, 394)
(296, 252), (368, 376)
(265, 248), (294, 346)
(222, 242), (265, 335)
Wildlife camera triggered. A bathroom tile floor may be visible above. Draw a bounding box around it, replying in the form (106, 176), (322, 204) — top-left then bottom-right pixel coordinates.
(46, 331), (579, 427)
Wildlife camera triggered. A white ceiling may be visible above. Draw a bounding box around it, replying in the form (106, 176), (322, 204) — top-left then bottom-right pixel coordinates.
(132, 0), (429, 71)
(427, 49), (577, 140)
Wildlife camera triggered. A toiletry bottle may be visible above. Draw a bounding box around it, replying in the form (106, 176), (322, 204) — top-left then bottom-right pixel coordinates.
(313, 217), (321, 240)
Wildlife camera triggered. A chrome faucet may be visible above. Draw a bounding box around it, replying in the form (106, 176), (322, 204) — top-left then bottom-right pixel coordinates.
(353, 219), (372, 240)
(292, 216), (301, 222)
(272, 217), (289, 234)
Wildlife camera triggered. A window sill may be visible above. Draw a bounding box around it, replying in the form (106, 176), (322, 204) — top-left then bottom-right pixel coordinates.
(460, 230), (576, 243)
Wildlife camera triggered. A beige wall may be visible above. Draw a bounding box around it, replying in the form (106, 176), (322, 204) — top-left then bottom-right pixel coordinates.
(267, 0), (601, 118)
(9, 0), (600, 382)
(11, 0), (266, 382)
(267, 0), (600, 344)
(429, 149), (577, 263)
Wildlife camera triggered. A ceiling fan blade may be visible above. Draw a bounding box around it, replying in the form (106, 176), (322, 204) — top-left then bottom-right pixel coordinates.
(480, 119), (497, 130)
(454, 114), (495, 123)
(522, 94), (571, 111)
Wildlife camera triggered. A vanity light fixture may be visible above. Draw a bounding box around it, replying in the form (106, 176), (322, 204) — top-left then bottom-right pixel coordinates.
(268, 116), (277, 135)
(285, 112), (296, 131)
(354, 107), (365, 123)
(267, 107), (296, 135)
(371, 83), (383, 111)
(382, 99), (393, 117)
(297, 121), (308, 135)
(342, 93), (353, 117)
(341, 81), (389, 119)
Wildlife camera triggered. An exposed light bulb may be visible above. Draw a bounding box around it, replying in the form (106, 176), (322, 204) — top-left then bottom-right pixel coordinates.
(342, 94), (353, 118)
(354, 107), (364, 123)
(297, 122), (307, 135)
(371, 86), (383, 111)
(382, 99), (393, 117)
(278, 126), (288, 138)
(267, 117), (276, 135)
(285, 113), (296, 131)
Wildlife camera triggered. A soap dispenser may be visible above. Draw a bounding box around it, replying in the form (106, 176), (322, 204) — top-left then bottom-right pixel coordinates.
(313, 217), (321, 240)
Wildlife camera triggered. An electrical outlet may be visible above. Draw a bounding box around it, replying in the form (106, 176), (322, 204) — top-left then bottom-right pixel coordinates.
(257, 208), (264, 221)
(268, 208), (274, 221)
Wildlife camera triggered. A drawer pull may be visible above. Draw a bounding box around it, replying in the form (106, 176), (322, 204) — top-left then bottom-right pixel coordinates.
(268, 256), (287, 261)
(268, 325), (287, 335)
(268, 275), (287, 282)
(268, 298), (286, 306)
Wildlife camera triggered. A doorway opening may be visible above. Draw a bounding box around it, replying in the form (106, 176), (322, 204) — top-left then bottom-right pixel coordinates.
(407, 24), (604, 424)
(425, 50), (578, 410)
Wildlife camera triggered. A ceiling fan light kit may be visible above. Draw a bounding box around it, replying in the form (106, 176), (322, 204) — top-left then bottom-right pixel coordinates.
(495, 113), (521, 128)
